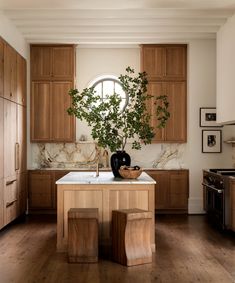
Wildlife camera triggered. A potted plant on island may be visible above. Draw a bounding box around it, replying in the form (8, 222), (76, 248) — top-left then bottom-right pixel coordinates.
(67, 67), (170, 177)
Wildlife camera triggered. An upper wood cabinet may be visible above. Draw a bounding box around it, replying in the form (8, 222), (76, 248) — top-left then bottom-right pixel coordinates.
(147, 81), (187, 142)
(31, 82), (51, 141)
(31, 45), (75, 80)
(16, 54), (27, 106)
(141, 44), (187, 143)
(51, 81), (75, 141)
(4, 43), (17, 102)
(30, 44), (76, 142)
(141, 44), (187, 81)
(0, 39), (3, 98)
(31, 81), (75, 142)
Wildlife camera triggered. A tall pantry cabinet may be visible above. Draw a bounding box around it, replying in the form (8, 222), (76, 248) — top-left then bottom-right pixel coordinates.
(30, 45), (76, 142)
(141, 44), (187, 143)
(0, 37), (27, 230)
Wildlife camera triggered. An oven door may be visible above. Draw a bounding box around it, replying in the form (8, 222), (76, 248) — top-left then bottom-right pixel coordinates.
(202, 183), (225, 229)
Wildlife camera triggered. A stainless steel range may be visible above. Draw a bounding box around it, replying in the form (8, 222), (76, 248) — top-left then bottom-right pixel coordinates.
(203, 169), (235, 230)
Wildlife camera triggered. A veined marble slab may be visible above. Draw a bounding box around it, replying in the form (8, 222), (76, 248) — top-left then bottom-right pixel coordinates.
(56, 171), (156, 185)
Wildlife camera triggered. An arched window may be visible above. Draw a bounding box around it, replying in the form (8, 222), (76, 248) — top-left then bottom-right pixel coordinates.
(90, 75), (128, 111)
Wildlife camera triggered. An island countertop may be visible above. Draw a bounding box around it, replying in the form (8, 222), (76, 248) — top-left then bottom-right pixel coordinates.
(56, 171), (156, 185)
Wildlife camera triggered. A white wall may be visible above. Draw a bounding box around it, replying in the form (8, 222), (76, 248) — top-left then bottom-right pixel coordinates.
(0, 11), (28, 58)
(217, 14), (235, 124)
(75, 41), (233, 214)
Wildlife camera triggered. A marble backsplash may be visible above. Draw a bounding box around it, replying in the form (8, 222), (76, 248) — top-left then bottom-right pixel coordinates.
(30, 142), (186, 170)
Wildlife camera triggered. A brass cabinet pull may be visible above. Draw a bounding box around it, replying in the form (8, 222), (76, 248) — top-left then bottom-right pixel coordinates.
(6, 199), (17, 207)
(15, 142), (20, 171)
(6, 179), (17, 186)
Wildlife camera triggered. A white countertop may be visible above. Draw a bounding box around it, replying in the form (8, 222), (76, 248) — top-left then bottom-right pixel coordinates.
(56, 171), (156, 185)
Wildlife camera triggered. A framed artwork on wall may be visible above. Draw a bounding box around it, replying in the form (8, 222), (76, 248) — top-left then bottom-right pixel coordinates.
(199, 107), (222, 127)
(202, 130), (222, 153)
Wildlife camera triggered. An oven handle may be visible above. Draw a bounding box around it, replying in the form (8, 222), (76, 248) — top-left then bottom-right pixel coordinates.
(202, 183), (223, 194)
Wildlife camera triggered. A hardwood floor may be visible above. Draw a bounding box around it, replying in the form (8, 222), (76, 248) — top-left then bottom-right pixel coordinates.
(0, 215), (234, 283)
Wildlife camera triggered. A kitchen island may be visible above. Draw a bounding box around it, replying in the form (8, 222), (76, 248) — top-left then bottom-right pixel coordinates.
(56, 171), (156, 254)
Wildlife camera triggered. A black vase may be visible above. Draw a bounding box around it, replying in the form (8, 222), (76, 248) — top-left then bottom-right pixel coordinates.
(110, 151), (131, 178)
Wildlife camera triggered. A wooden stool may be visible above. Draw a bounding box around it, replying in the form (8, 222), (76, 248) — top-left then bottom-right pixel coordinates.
(112, 208), (152, 266)
(68, 208), (98, 263)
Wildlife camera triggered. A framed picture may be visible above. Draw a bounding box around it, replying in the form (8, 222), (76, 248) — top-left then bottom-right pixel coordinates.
(199, 107), (222, 127)
(202, 130), (222, 153)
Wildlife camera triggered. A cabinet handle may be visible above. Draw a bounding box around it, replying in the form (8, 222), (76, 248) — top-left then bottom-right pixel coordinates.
(15, 143), (20, 171)
(6, 199), (17, 207)
(6, 179), (17, 186)
(10, 92), (12, 97)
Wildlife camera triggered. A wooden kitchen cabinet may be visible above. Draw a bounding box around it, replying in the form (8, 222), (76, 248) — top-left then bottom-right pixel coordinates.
(0, 38), (3, 98)
(31, 81), (75, 142)
(31, 45), (75, 81)
(51, 81), (74, 141)
(146, 170), (189, 213)
(141, 44), (187, 143)
(4, 99), (17, 178)
(17, 172), (27, 216)
(30, 44), (76, 142)
(4, 42), (17, 102)
(16, 54), (27, 106)
(31, 82), (51, 141)
(141, 44), (186, 81)
(0, 38), (27, 230)
(0, 178), (3, 229)
(28, 171), (53, 210)
(0, 98), (3, 180)
(147, 82), (187, 142)
(17, 105), (27, 173)
(4, 177), (18, 225)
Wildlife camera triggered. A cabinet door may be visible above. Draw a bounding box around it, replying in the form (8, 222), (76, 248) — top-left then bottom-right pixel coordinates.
(141, 46), (165, 80)
(4, 43), (17, 102)
(169, 171), (188, 209)
(165, 82), (187, 142)
(165, 46), (186, 80)
(16, 54), (27, 106)
(31, 82), (51, 141)
(0, 39), (3, 98)
(17, 105), (27, 173)
(51, 81), (75, 141)
(31, 46), (52, 80)
(29, 172), (53, 209)
(0, 98), (3, 180)
(52, 47), (74, 79)
(146, 171), (169, 210)
(147, 82), (165, 142)
(4, 100), (17, 178)
(17, 172), (27, 216)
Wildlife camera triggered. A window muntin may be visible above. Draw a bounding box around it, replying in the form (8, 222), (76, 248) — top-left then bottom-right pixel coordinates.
(91, 76), (128, 111)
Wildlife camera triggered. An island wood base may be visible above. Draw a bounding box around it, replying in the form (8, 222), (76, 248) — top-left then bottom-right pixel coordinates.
(57, 182), (155, 255)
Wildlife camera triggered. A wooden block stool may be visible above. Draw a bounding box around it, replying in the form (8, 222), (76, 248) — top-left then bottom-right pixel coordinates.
(112, 208), (152, 266)
(68, 208), (98, 263)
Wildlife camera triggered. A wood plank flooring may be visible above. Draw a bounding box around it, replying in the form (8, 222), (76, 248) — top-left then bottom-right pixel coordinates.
(0, 215), (234, 283)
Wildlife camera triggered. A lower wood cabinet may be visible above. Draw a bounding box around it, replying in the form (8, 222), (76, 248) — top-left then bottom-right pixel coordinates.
(145, 169), (189, 213)
(28, 170), (69, 212)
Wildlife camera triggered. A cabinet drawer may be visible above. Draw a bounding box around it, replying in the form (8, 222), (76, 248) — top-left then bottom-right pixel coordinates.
(4, 178), (17, 204)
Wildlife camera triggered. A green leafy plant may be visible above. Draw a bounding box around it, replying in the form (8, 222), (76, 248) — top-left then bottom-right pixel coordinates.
(67, 67), (170, 152)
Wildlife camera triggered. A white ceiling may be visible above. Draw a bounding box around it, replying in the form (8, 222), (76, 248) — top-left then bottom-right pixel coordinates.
(1, 0), (235, 44)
